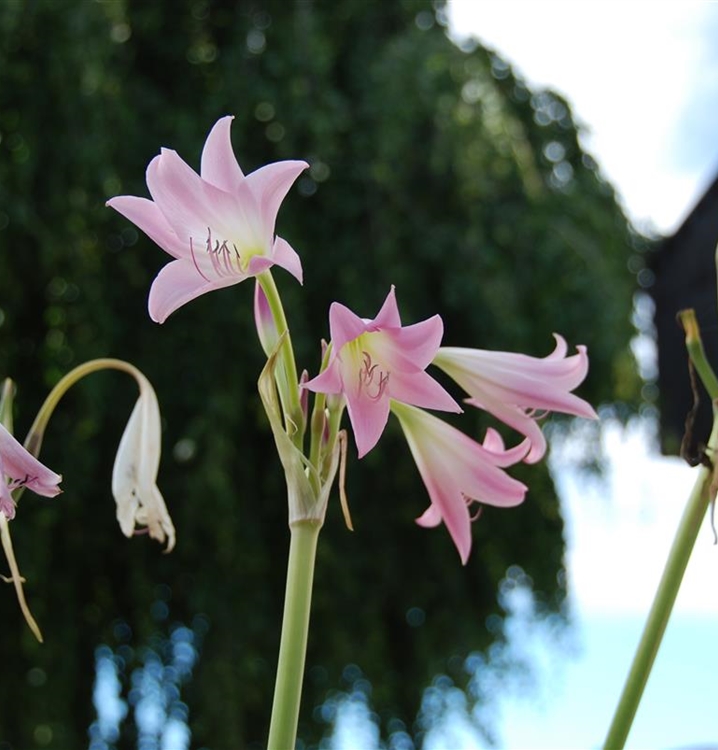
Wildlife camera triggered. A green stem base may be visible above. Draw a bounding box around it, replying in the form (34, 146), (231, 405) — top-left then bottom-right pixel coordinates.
(267, 520), (321, 750)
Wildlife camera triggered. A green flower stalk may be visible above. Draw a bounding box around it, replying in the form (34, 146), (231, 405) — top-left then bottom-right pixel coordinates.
(0, 379), (62, 642)
(603, 308), (718, 749)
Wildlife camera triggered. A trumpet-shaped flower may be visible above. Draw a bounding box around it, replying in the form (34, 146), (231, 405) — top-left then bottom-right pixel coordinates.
(433, 334), (597, 463)
(107, 116), (308, 323)
(0, 423), (62, 520)
(304, 287), (461, 457)
(112, 378), (175, 551)
(391, 402), (528, 564)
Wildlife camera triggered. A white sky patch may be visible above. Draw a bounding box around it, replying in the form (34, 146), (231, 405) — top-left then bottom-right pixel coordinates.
(447, 0), (718, 235)
(553, 418), (718, 617)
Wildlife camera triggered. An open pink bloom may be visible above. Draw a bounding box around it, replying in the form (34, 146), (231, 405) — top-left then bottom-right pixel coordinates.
(0, 423), (62, 520)
(304, 287), (461, 457)
(433, 334), (598, 463)
(107, 116), (308, 323)
(391, 402), (528, 564)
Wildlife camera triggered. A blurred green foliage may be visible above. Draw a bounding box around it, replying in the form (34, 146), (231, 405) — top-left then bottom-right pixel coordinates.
(0, 0), (646, 747)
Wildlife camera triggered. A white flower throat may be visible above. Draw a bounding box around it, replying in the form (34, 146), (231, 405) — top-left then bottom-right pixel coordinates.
(190, 227), (261, 279)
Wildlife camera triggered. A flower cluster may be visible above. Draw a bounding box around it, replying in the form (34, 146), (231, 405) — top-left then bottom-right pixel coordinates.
(109, 115), (596, 563)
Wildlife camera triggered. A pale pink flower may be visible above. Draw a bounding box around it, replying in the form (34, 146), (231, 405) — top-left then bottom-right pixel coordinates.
(391, 402), (528, 564)
(0, 423), (62, 520)
(433, 334), (597, 463)
(304, 287), (461, 457)
(107, 116), (308, 323)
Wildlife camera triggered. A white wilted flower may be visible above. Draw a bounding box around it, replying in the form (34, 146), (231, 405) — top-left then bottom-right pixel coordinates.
(112, 375), (175, 551)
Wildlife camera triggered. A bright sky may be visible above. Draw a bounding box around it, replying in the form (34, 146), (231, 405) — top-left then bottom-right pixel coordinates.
(442, 2), (718, 749)
(448, 0), (718, 236)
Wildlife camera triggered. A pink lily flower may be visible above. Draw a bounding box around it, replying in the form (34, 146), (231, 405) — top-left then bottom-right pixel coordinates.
(391, 402), (528, 564)
(107, 116), (308, 323)
(0, 423), (62, 520)
(304, 287), (461, 458)
(432, 334), (598, 463)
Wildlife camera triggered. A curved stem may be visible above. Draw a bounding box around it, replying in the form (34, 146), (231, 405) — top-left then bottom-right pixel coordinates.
(267, 520), (321, 750)
(602, 412), (718, 749)
(24, 358), (146, 457)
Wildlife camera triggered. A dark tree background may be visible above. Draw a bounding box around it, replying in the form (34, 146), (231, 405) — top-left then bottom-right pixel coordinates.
(0, 1), (646, 747)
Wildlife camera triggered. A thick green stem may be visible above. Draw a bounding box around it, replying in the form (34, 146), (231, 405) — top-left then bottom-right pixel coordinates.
(257, 271), (304, 446)
(677, 309), (718, 399)
(602, 413), (718, 749)
(267, 520), (321, 750)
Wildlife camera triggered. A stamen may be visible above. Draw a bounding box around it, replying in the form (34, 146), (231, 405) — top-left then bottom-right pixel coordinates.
(8, 473), (37, 490)
(190, 236), (211, 281)
(358, 351), (390, 400)
(464, 494), (484, 522)
(190, 227), (243, 279)
(525, 408), (549, 420)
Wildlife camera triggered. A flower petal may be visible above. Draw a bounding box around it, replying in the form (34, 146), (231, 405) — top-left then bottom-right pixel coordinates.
(392, 403), (527, 564)
(416, 503), (442, 528)
(388, 369), (461, 413)
(303, 361), (344, 395)
(245, 160), (309, 241)
(200, 115), (245, 192)
(466, 396), (547, 463)
(390, 315), (445, 369)
(328, 302), (370, 352)
(0, 456), (16, 519)
(370, 285), (401, 329)
(271, 236), (303, 284)
(0, 423), (62, 501)
(112, 379), (175, 551)
(148, 259), (222, 323)
(148, 149), (262, 250)
(106, 196), (185, 259)
(435, 338), (597, 418)
(345, 387), (391, 458)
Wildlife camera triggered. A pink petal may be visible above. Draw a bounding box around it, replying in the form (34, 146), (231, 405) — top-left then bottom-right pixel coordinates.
(480, 427), (532, 465)
(435, 341), (597, 419)
(546, 333), (569, 359)
(416, 504), (442, 528)
(393, 404), (526, 564)
(0, 456), (16, 519)
(388, 369), (461, 413)
(0, 423), (62, 505)
(148, 259), (220, 323)
(328, 302), (369, 351)
(106, 196), (185, 259)
(391, 315), (445, 369)
(466, 397), (548, 463)
(200, 116), (245, 192)
(147, 149), (261, 250)
(303, 362), (344, 395)
(271, 236), (303, 284)
(345, 388), (391, 458)
(245, 160), (309, 240)
(370, 286), (401, 329)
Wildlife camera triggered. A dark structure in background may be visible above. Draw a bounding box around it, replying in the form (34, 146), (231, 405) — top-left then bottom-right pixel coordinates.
(650, 174), (718, 455)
